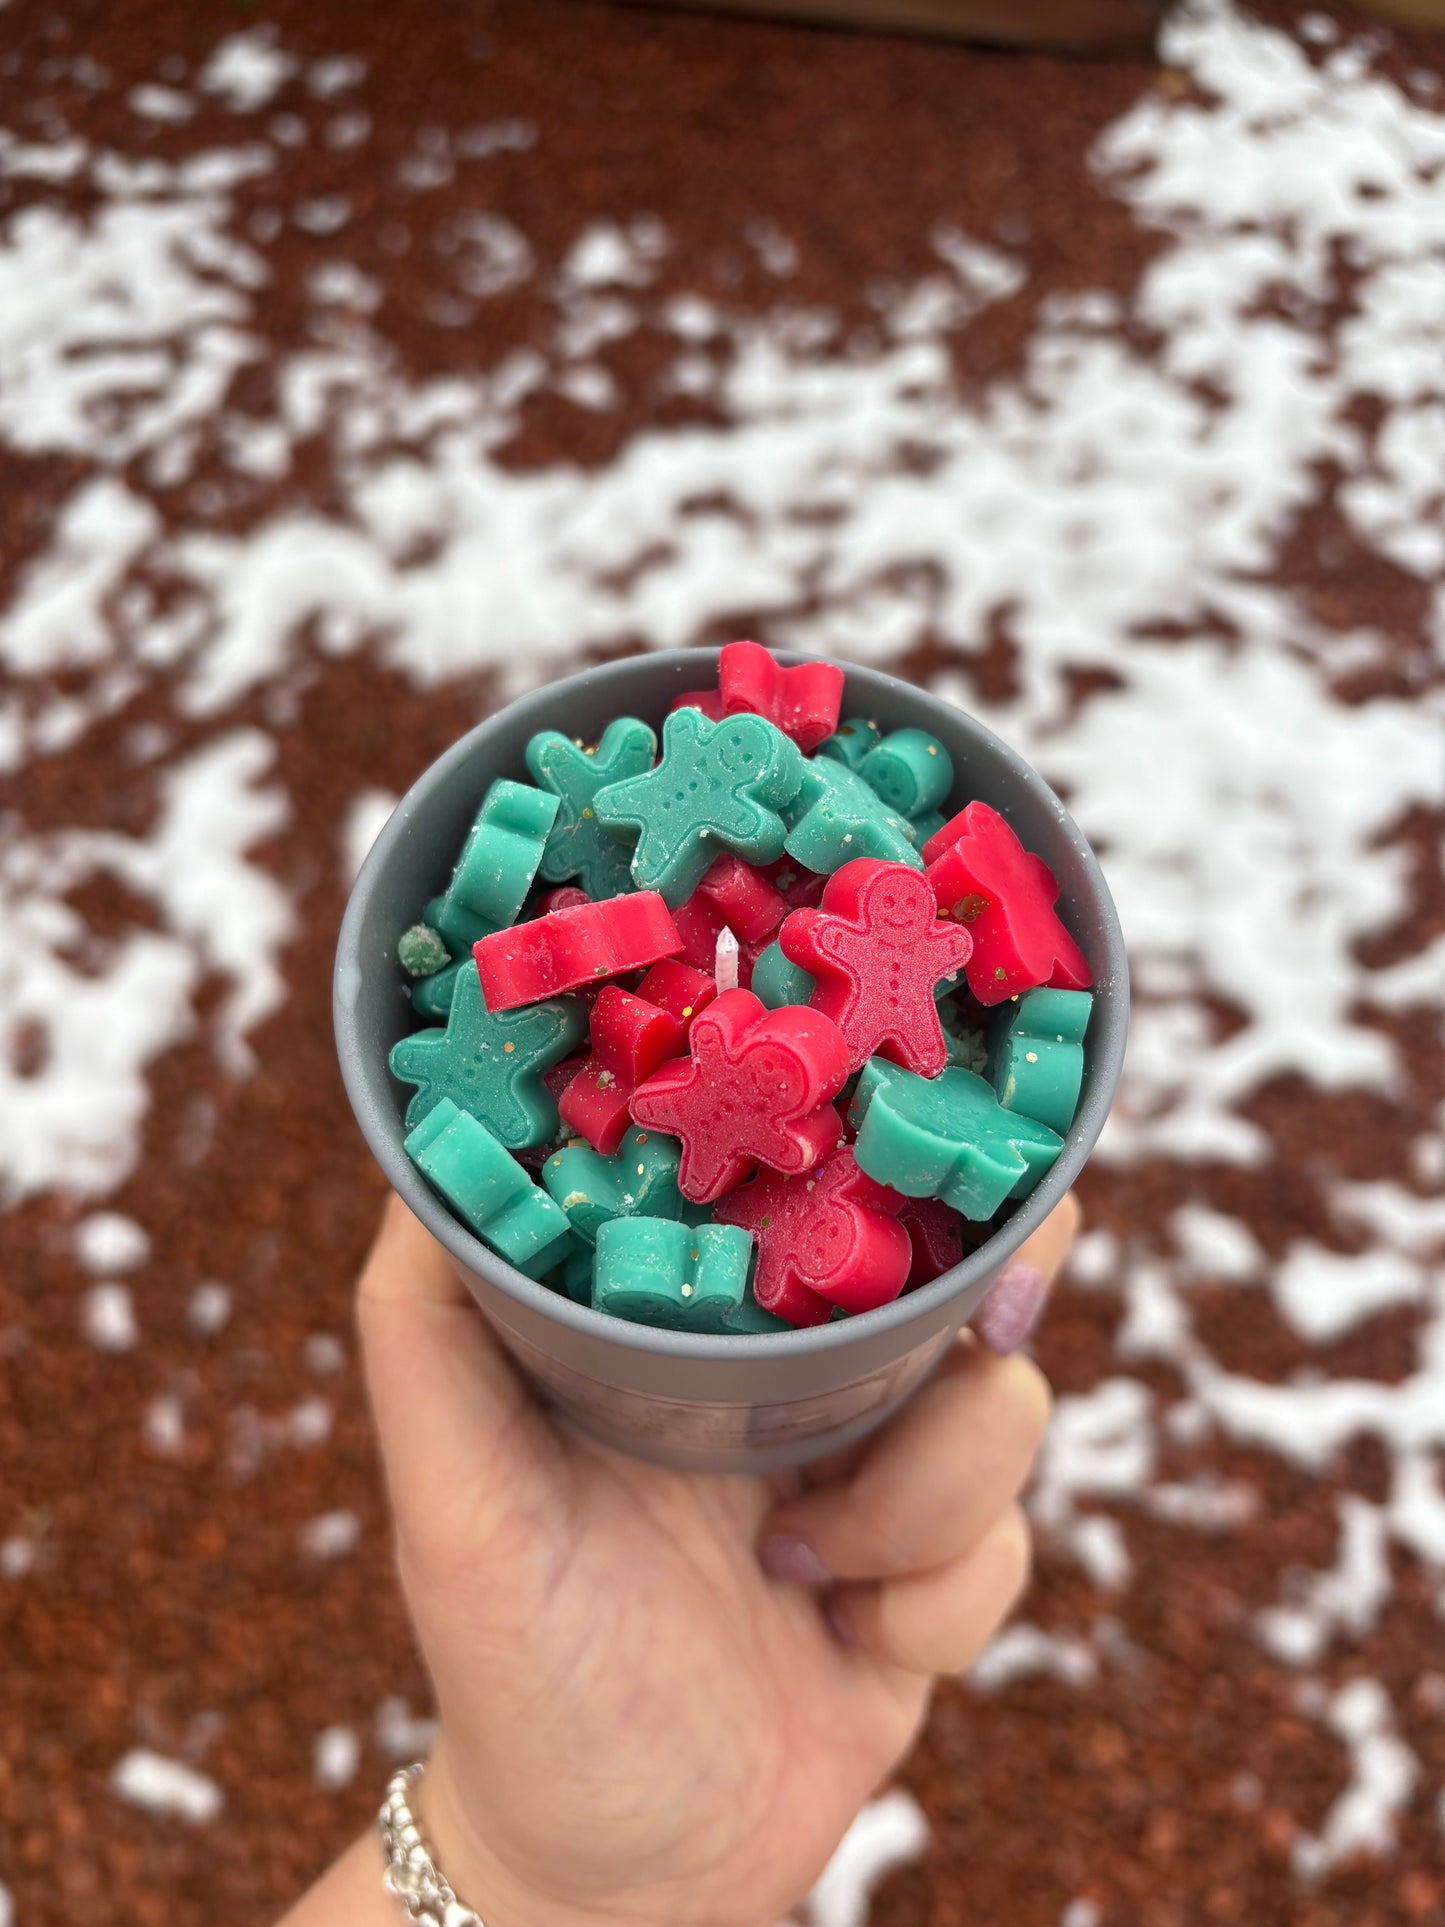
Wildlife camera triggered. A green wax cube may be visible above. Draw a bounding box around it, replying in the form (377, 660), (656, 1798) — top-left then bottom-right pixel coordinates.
(991, 987), (1093, 1136)
(750, 940), (816, 1010)
(850, 1058), (1063, 1220)
(405, 1098), (576, 1277)
(592, 1218), (751, 1331)
(857, 728), (954, 820)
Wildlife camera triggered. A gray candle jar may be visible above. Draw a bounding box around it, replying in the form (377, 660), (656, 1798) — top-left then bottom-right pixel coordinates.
(334, 650), (1129, 1472)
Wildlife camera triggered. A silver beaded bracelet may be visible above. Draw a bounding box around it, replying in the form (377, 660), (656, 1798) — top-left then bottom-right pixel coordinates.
(377, 1762), (484, 1927)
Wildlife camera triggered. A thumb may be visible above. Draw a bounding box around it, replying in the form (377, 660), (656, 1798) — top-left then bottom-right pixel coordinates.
(356, 1191), (573, 1579)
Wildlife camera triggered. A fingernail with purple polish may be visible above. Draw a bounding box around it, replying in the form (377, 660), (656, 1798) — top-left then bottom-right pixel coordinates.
(976, 1263), (1048, 1355)
(758, 1533), (831, 1587)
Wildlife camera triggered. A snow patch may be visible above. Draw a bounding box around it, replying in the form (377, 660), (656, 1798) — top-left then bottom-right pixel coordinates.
(1293, 1679), (1418, 1878)
(314, 1725), (360, 1789)
(112, 1749), (223, 1823)
(75, 1212), (150, 1274)
(81, 1284), (137, 1352)
(797, 1790), (929, 1927)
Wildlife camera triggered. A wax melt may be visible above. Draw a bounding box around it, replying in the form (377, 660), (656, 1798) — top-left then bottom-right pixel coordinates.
(405, 1099), (575, 1277)
(426, 778), (559, 954)
(556, 984), (687, 1155)
(991, 986), (1093, 1134)
(592, 1218), (752, 1331)
(593, 705), (805, 907)
(924, 801), (1091, 1006)
(778, 858), (975, 1075)
(750, 940), (815, 1011)
(473, 891), (681, 1010)
(783, 756), (923, 875)
(850, 1058), (1063, 1219)
(817, 716), (882, 771)
(717, 639), (844, 752)
(896, 1196), (966, 1287)
(389, 963), (587, 1146)
(857, 728), (954, 821)
(398, 923), (450, 978)
(630, 988), (849, 1203)
(542, 1125), (707, 1244)
(526, 716), (655, 900)
(713, 1148), (911, 1323)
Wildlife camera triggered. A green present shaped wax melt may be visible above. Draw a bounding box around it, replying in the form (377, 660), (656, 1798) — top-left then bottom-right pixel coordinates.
(991, 987), (1092, 1135)
(593, 706), (805, 908)
(405, 1098), (576, 1278)
(850, 1057), (1062, 1220)
(427, 778), (560, 953)
(782, 758), (923, 875)
(592, 1217), (752, 1331)
(389, 962), (587, 1146)
(542, 1126), (708, 1245)
(857, 728), (954, 821)
(526, 716), (655, 900)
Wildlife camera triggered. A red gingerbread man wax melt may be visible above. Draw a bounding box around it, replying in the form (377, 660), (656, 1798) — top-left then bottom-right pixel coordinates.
(923, 801), (1091, 1006)
(778, 858), (975, 1076)
(629, 988), (849, 1203)
(713, 1147), (912, 1324)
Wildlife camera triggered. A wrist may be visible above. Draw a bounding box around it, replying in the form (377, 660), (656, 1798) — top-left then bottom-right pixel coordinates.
(417, 1739), (634, 1927)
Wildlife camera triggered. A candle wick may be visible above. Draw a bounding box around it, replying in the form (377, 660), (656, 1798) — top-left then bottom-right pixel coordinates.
(714, 927), (740, 995)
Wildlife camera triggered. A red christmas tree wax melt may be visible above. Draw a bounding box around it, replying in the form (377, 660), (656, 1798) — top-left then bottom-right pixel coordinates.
(923, 801), (1091, 1006)
(629, 987), (849, 1203)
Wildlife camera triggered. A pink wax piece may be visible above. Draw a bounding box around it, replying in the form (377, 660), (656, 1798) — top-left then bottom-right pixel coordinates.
(714, 1147), (911, 1323)
(557, 985), (687, 1154)
(629, 987), (849, 1204)
(922, 801), (1092, 1006)
(534, 885), (591, 916)
(897, 1196), (965, 1288)
(474, 892), (681, 1011)
(779, 858), (975, 1075)
(716, 640), (844, 753)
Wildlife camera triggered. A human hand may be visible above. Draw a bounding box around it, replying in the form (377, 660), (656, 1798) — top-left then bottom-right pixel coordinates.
(351, 1191), (1079, 1927)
